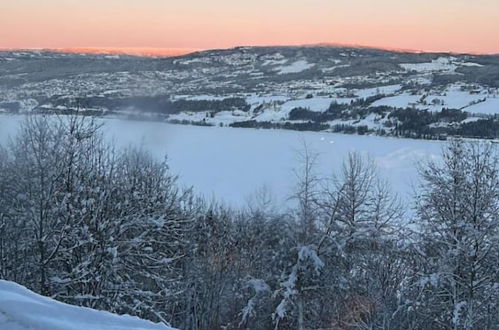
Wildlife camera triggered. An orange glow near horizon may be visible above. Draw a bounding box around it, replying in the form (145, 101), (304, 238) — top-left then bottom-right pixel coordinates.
(51, 47), (200, 57)
(1, 0), (499, 55)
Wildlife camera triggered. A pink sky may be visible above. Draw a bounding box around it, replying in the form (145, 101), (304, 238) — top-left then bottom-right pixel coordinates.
(1, 0), (499, 54)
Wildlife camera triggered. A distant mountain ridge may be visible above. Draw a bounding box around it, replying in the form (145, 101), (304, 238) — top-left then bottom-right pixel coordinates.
(4, 42), (497, 58)
(0, 47), (200, 58)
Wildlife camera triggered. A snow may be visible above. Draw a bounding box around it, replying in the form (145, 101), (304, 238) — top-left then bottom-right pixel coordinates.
(423, 90), (485, 111)
(370, 84), (493, 112)
(371, 93), (422, 108)
(0, 115), (443, 209)
(461, 117), (482, 123)
(275, 60), (315, 74)
(453, 301), (467, 326)
(355, 84), (402, 98)
(0, 280), (174, 330)
(298, 246), (324, 273)
(253, 96), (356, 122)
(261, 52), (287, 66)
(281, 96), (354, 112)
(247, 279), (270, 293)
(274, 300), (288, 321)
(168, 111), (207, 122)
(281, 97), (333, 113)
(168, 110), (251, 126)
(459, 62), (483, 67)
(263, 59), (288, 66)
(400, 57), (484, 74)
(173, 95), (227, 101)
(253, 108), (287, 122)
(329, 113), (384, 130)
(211, 111), (250, 125)
(463, 98), (499, 114)
(246, 94), (289, 105)
(400, 57), (458, 73)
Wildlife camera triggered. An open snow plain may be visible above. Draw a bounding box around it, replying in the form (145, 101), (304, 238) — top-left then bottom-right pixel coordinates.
(0, 115), (443, 208)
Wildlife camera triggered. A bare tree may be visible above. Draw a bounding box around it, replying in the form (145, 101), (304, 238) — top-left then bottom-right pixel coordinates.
(414, 140), (499, 329)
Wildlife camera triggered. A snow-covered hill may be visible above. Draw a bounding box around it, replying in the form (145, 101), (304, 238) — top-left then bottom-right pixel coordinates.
(0, 280), (174, 330)
(1, 46), (498, 139)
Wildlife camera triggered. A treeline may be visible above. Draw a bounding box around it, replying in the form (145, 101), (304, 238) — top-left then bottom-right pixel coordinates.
(232, 119), (375, 137)
(288, 96), (387, 123)
(287, 104), (499, 140)
(0, 115), (498, 329)
(231, 120), (329, 132)
(388, 108), (499, 139)
(38, 96), (250, 115)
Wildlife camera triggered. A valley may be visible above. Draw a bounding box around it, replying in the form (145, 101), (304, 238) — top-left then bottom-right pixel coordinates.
(1, 46), (498, 139)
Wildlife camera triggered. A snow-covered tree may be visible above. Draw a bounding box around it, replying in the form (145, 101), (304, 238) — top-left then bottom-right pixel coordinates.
(1, 116), (497, 329)
(0, 115), (196, 325)
(414, 140), (499, 329)
(3, 115), (98, 295)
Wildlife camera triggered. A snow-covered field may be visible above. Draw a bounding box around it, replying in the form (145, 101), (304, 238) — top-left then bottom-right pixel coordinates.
(369, 83), (498, 114)
(251, 96), (356, 122)
(167, 81), (497, 131)
(0, 115), (444, 208)
(275, 59), (315, 74)
(0, 280), (173, 330)
(400, 57), (459, 73)
(355, 84), (402, 98)
(464, 98), (499, 114)
(371, 93), (422, 109)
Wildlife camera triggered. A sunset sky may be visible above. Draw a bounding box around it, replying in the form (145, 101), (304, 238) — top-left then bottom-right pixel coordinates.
(1, 0), (499, 54)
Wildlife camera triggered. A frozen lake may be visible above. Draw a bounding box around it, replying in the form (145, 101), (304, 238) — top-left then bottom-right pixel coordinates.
(0, 115), (443, 208)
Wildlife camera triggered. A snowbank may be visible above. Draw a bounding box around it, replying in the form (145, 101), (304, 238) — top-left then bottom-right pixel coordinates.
(0, 280), (174, 330)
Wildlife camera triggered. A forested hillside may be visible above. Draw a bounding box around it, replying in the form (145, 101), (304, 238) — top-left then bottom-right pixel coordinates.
(1, 47), (499, 139)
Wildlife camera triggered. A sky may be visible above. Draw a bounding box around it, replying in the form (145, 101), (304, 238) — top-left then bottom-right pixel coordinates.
(1, 0), (499, 54)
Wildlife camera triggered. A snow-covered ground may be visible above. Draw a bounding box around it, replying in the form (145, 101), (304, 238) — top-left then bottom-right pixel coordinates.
(400, 57), (458, 73)
(0, 115), (443, 208)
(464, 98), (499, 114)
(280, 96), (355, 112)
(355, 84), (402, 98)
(424, 89), (485, 111)
(370, 83), (499, 114)
(399, 57), (484, 74)
(275, 59), (315, 74)
(252, 96), (356, 122)
(371, 93), (422, 109)
(0, 280), (173, 330)
(246, 94), (289, 105)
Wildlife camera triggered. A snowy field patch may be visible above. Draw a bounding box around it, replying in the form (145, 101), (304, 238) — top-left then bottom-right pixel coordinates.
(369, 84), (494, 112)
(246, 94), (289, 105)
(400, 57), (458, 73)
(173, 95), (227, 101)
(252, 96), (356, 122)
(464, 98), (499, 115)
(276, 60), (315, 74)
(281, 97), (347, 112)
(355, 84), (402, 98)
(371, 93), (422, 108)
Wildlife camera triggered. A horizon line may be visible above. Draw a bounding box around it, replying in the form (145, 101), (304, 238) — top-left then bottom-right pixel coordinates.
(1, 43), (497, 57)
